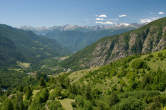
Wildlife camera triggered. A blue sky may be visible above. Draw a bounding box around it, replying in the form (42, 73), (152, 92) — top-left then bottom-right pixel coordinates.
(0, 0), (165, 27)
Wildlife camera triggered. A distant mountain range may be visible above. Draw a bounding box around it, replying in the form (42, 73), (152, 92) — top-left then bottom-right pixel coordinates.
(21, 24), (142, 52)
(60, 17), (166, 71)
(20, 23), (142, 32)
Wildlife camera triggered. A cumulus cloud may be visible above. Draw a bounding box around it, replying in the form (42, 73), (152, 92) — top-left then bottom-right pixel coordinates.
(158, 11), (165, 15)
(104, 21), (113, 24)
(96, 18), (104, 21)
(119, 14), (127, 18)
(97, 14), (107, 18)
(96, 21), (113, 25)
(96, 21), (131, 27)
(140, 17), (159, 24)
(118, 23), (130, 26)
(96, 21), (104, 24)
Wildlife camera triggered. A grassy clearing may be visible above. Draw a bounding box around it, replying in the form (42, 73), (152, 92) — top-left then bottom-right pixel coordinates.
(17, 61), (31, 68)
(60, 98), (74, 110)
(68, 67), (99, 84)
(32, 90), (40, 101)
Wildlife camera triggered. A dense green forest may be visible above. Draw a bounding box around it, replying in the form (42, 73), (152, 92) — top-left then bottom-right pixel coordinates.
(0, 49), (166, 110)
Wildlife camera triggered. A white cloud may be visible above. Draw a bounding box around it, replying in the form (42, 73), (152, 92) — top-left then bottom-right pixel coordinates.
(140, 18), (152, 24)
(96, 18), (104, 20)
(119, 14), (127, 18)
(140, 17), (159, 24)
(118, 23), (130, 26)
(158, 11), (165, 15)
(97, 14), (107, 18)
(96, 21), (104, 24)
(104, 21), (113, 24)
(96, 21), (113, 25)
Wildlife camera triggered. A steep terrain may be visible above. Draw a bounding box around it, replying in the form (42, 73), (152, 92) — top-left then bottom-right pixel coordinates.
(0, 24), (69, 66)
(61, 17), (166, 71)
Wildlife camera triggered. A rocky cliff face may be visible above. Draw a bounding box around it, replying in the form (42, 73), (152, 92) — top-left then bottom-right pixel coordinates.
(62, 17), (166, 70)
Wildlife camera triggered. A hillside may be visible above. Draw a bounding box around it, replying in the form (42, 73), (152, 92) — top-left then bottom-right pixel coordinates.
(61, 17), (166, 71)
(65, 49), (166, 110)
(0, 49), (166, 110)
(0, 36), (23, 66)
(0, 24), (69, 66)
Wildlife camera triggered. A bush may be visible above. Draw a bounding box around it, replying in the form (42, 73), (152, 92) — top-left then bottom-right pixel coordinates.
(95, 100), (110, 110)
(49, 89), (57, 100)
(112, 97), (145, 110)
(1, 99), (13, 110)
(109, 93), (119, 106)
(28, 102), (44, 110)
(12, 92), (24, 110)
(60, 89), (69, 99)
(83, 100), (93, 110)
(144, 54), (153, 61)
(145, 102), (161, 110)
(40, 78), (46, 87)
(47, 100), (63, 110)
(75, 95), (84, 107)
(131, 59), (148, 69)
(34, 88), (49, 103)
(71, 102), (77, 108)
(24, 86), (32, 100)
(119, 90), (160, 99)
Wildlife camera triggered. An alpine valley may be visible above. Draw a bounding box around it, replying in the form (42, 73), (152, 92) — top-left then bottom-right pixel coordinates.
(0, 17), (166, 110)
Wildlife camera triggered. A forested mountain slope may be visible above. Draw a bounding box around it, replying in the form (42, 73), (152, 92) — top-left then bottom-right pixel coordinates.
(0, 36), (23, 66)
(0, 24), (69, 66)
